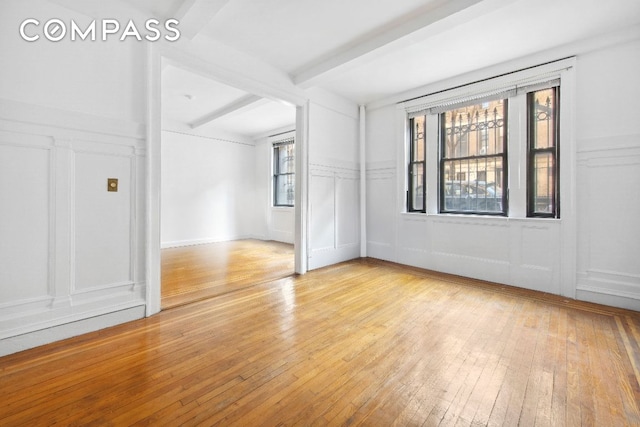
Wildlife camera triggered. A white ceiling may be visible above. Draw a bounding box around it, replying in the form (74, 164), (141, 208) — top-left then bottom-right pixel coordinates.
(200, 0), (440, 74)
(132, 0), (640, 138)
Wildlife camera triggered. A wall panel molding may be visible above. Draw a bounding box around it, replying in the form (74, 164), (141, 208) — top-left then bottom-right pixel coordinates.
(0, 98), (145, 141)
(0, 138), (53, 307)
(308, 163), (360, 270)
(576, 137), (640, 310)
(0, 102), (146, 354)
(576, 133), (640, 155)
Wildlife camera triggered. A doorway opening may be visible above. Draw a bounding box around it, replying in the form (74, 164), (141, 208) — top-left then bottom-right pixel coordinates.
(155, 56), (302, 310)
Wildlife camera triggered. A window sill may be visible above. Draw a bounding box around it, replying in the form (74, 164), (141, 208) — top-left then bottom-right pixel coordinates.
(400, 211), (561, 223)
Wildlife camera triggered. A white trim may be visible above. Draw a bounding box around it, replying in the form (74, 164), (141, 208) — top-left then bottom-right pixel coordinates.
(0, 98), (144, 140)
(295, 102), (310, 274)
(161, 236), (255, 249)
(146, 44), (311, 305)
(145, 43), (162, 317)
(0, 306), (146, 357)
(558, 62), (578, 299)
(359, 105), (367, 257)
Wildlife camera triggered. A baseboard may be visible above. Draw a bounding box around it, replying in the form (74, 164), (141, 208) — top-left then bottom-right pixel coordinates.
(161, 235), (253, 249)
(0, 305), (146, 357)
(576, 286), (640, 312)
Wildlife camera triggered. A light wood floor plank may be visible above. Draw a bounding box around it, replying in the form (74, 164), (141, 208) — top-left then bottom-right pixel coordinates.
(1, 242), (639, 426)
(161, 239), (294, 308)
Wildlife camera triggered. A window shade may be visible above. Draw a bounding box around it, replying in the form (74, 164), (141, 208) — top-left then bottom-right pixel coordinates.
(273, 137), (294, 147)
(403, 64), (565, 118)
(406, 87), (515, 117)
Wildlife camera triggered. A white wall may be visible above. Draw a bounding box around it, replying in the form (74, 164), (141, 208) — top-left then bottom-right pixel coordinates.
(0, 0), (145, 124)
(575, 39), (640, 309)
(0, 0), (147, 355)
(307, 89), (361, 270)
(160, 130), (257, 247)
(365, 38), (640, 311)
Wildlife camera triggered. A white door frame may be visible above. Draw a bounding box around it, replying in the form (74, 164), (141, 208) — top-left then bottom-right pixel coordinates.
(145, 43), (309, 316)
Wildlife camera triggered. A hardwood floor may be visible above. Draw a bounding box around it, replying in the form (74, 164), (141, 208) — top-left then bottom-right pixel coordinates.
(1, 258), (639, 426)
(161, 239), (294, 309)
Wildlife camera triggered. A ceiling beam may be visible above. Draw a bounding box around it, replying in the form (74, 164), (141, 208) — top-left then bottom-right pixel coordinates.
(189, 94), (262, 129)
(292, 0), (487, 87)
(173, 0), (232, 40)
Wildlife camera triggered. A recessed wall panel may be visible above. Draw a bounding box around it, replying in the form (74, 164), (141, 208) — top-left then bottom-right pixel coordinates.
(0, 144), (50, 303)
(310, 174), (335, 251)
(337, 177), (359, 247)
(74, 152), (132, 290)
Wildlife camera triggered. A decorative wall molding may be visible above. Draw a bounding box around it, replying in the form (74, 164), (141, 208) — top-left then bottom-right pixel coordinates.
(577, 145), (640, 167)
(0, 306), (146, 357)
(0, 97), (145, 141)
(576, 132), (640, 154)
(577, 270), (640, 300)
(0, 285), (145, 341)
(375, 214), (563, 294)
(309, 157), (360, 176)
(367, 169), (395, 182)
(431, 251), (511, 267)
(575, 133), (640, 310)
(308, 162), (360, 270)
(0, 102), (146, 353)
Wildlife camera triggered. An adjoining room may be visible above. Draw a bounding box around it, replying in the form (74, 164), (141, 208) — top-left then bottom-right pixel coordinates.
(160, 63), (297, 308)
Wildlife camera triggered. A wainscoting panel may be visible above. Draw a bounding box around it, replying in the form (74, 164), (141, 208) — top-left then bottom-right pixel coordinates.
(0, 135), (52, 305)
(396, 215), (429, 269)
(308, 164), (360, 270)
(576, 135), (640, 309)
(510, 221), (560, 294)
(309, 172), (335, 253)
(73, 149), (134, 291)
(336, 176), (359, 248)
(376, 213), (563, 295)
(366, 165), (395, 261)
(431, 217), (510, 262)
(0, 102), (146, 352)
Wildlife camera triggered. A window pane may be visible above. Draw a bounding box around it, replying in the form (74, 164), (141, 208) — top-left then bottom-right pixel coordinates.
(410, 162), (424, 211)
(528, 87), (558, 217)
(275, 174), (295, 206)
(443, 156), (503, 213)
(442, 99), (506, 159)
(412, 116), (425, 162)
(532, 152), (555, 214)
(277, 143), (295, 174)
(531, 89), (556, 149)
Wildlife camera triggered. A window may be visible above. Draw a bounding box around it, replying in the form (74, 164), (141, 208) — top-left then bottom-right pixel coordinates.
(402, 60), (570, 218)
(528, 87), (559, 217)
(273, 139), (295, 207)
(440, 99), (507, 215)
(408, 116), (426, 212)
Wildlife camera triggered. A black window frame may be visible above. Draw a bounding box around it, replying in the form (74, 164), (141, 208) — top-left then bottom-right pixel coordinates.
(273, 139), (295, 207)
(527, 86), (560, 218)
(408, 116), (426, 212)
(438, 99), (509, 216)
